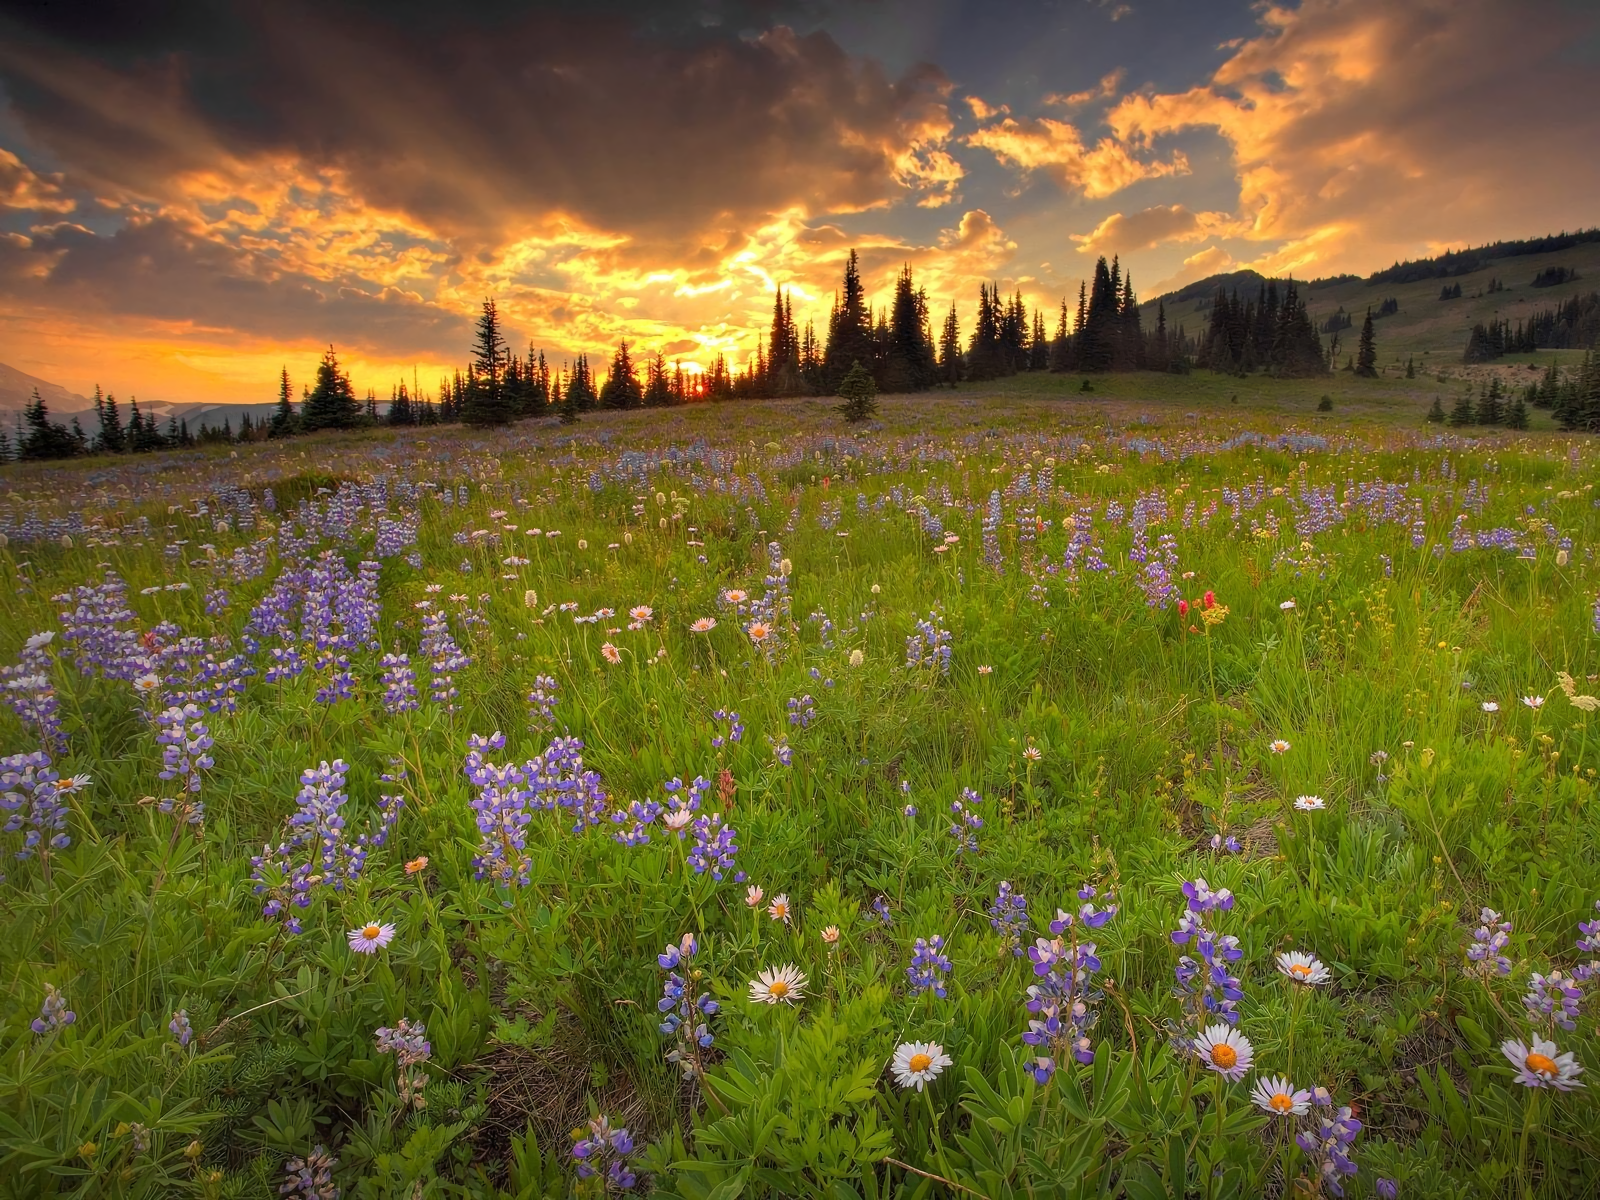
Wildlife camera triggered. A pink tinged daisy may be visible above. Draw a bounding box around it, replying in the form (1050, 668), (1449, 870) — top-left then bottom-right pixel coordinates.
(348, 921), (396, 954)
(1523, 695), (1546, 710)
(1294, 795), (1326, 812)
(748, 964), (808, 1005)
(1502, 1036), (1585, 1090)
(690, 617), (717, 633)
(629, 606), (654, 622)
(1280, 600), (1297, 611)
(891, 1041), (953, 1091)
(1192, 1024), (1253, 1082)
(1251, 1075), (1312, 1116)
(662, 807), (694, 833)
(745, 885), (765, 907)
(767, 893), (793, 924)
(747, 621), (772, 644)
(600, 642), (622, 664)
(1270, 739), (1291, 755)
(1481, 701), (1500, 713)
(723, 589), (748, 605)
(1276, 951), (1332, 986)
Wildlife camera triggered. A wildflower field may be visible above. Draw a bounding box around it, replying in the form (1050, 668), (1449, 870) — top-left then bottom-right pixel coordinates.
(3, 390), (1599, 1200)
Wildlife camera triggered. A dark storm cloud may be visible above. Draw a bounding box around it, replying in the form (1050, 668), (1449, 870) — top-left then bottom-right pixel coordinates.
(0, 217), (469, 355)
(0, 0), (953, 243)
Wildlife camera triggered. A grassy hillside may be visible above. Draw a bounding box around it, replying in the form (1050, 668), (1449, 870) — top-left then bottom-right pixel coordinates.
(1145, 239), (1600, 374)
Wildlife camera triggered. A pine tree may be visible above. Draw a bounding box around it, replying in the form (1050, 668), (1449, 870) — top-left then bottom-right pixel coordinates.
(1475, 378), (1505, 425)
(1506, 392), (1530, 430)
(566, 355), (598, 411)
(882, 265), (938, 393)
(644, 352), (672, 407)
(1405, 355), (1415, 379)
(19, 390), (79, 461)
(1448, 389), (1475, 427)
(836, 360), (878, 423)
(1355, 310), (1378, 377)
(1426, 396), (1446, 423)
(1078, 258), (1118, 373)
(269, 367), (298, 438)
(463, 298), (513, 427)
(966, 283), (1004, 380)
(1049, 297), (1071, 373)
(598, 341), (643, 409)
(823, 250), (875, 391)
(937, 302), (963, 387)
(97, 388), (127, 453)
(302, 347), (360, 431)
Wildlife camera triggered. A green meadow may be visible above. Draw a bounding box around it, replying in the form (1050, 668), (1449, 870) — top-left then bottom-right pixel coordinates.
(1, 378), (1597, 1199)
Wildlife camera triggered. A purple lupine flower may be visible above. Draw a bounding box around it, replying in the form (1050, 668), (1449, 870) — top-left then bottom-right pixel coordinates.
(379, 654), (418, 714)
(527, 673), (559, 732)
(1523, 971), (1583, 1033)
(1172, 880), (1244, 1028)
(419, 609), (469, 710)
(573, 1116), (639, 1190)
(657, 934), (718, 1077)
(1021, 883), (1115, 1080)
(987, 881), (1029, 957)
(249, 760), (402, 932)
(947, 788), (984, 853)
(2, 750), (78, 859)
(1465, 908), (1513, 977)
(710, 708), (744, 748)
(280, 1145), (338, 1200)
(1295, 1104), (1362, 1197)
(169, 1009), (193, 1047)
(31, 983), (75, 1034)
(687, 812), (741, 881)
(156, 704), (214, 795)
(1, 632), (66, 754)
(374, 1017), (431, 1109)
(907, 935), (952, 998)
(872, 896), (893, 926)
(906, 610), (952, 675)
(1577, 900), (1600, 983)
(786, 694), (816, 729)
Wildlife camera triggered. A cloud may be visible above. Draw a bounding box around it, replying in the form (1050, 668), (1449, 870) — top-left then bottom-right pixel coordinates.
(964, 115), (1188, 199)
(1044, 68), (1126, 108)
(0, 14), (961, 247)
(1072, 204), (1237, 255)
(1104, 0), (1600, 274)
(1150, 246), (1233, 295)
(0, 149), (75, 213)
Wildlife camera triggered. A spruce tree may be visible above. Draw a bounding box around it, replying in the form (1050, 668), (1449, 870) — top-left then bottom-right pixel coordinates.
(937, 302), (963, 387)
(883, 265), (938, 393)
(566, 355), (598, 411)
(1426, 396), (1445, 423)
(1506, 392), (1530, 430)
(836, 360), (878, 423)
(302, 347), (360, 431)
(644, 352), (672, 407)
(822, 250), (875, 391)
(463, 298), (513, 427)
(269, 366), (298, 438)
(1355, 310), (1378, 377)
(19, 390), (79, 461)
(598, 341), (643, 409)
(1448, 389), (1475, 427)
(1049, 297), (1071, 373)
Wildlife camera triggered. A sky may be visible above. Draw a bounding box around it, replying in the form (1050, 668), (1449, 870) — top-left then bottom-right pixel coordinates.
(1, 0), (1597, 405)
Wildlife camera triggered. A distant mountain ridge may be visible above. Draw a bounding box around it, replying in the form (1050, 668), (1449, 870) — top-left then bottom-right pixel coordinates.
(0, 361), (89, 414)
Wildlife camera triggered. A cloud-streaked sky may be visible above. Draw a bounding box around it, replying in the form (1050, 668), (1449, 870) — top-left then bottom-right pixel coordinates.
(1, 0), (1597, 404)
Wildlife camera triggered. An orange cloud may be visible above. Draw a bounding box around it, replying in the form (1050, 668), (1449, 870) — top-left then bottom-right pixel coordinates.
(1105, 0), (1600, 275)
(1072, 205), (1238, 255)
(965, 115), (1189, 199)
(1044, 68), (1127, 109)
(1150, 246), (1234, 295)
(0, 150), (75, 213)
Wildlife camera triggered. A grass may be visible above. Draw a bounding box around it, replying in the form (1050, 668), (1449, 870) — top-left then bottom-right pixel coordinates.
(1, 373), (1598, 1199)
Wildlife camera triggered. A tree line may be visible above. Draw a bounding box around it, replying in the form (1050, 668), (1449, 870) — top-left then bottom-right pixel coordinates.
(1463, 291), (1600, 363)
(1428, 356), (1600, 432)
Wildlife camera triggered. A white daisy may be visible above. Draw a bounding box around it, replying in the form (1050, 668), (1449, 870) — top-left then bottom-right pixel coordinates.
(1502, 1036), (1585, 1090)
(1294, 795), (1326, 812)
(891, 1041), (952, 1091)
(1523, 695), (1545, 710)
(1270, 739), (1291, 755)
(1481, 701), (1500, 713)
(1192, 1024), (1253, 1081)
(1251, 1075), (1311, 1116)
(1276, 951), (1331, 986)
(347, 921), (396, 954)
(767, 893), (793, 924)
(748, 964), (808, 1005)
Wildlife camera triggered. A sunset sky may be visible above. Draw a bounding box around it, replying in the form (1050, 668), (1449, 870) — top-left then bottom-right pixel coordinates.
(1, 0), (1597, 405)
